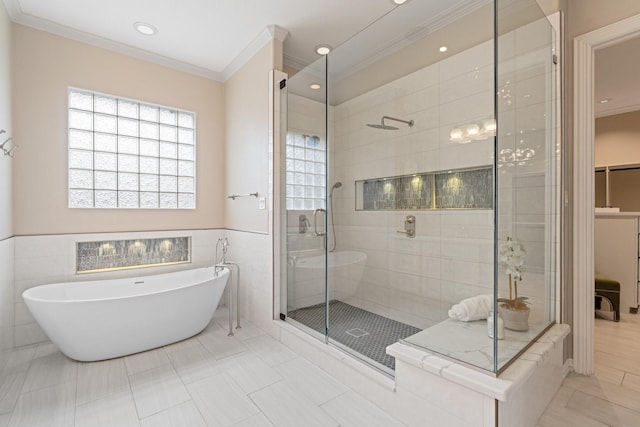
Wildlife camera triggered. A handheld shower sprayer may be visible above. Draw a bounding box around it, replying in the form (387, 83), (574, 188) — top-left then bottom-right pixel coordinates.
(328, 181), (343, 252)
(330, 181), (343, 197)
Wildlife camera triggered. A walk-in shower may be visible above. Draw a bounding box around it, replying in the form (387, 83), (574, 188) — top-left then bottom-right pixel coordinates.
(278, 0), (559, 376)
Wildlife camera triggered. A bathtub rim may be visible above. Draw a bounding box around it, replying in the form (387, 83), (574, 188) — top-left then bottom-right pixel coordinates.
(22, 266), (229, 304)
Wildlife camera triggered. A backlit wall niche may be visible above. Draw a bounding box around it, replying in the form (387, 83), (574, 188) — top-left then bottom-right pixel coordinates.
(76, 236), (191, 273)
(356, 166), (493, 211)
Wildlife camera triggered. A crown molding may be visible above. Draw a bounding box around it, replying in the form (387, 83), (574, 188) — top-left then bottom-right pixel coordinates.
(595, 104), (640, 118)
(6, 3), (224, 80)
(3, 1), (290, 82)
(221, 25), (289, 81)
(283, 53), (310, 73)
(268, 24), (289, 42)
(2, 0), (21, 20)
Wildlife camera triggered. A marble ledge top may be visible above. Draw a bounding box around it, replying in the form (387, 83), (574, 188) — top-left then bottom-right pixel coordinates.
(387, 323), (570, 402)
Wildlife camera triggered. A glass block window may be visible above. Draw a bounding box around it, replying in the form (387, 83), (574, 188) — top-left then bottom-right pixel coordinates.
(285, 132), (325, 210)
(68, 88), (196, 209)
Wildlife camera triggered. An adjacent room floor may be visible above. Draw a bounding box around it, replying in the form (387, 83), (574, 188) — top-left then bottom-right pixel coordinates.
(0, 306), (405, 427)
(537, 313), (640, 427)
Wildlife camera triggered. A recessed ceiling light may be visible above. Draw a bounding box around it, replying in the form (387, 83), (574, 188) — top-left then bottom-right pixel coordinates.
(393, 0), (408, 4)
(309, 83), (321, 90)
(315, 44), (332, 55)
(134, 22), (157, 36)
(439, 46), (448, 53)
(598, 98), (611, 104)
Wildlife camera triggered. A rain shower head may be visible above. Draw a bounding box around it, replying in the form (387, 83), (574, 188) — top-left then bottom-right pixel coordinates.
(366, 115), (414, 130)
(366, 123), (399, 130)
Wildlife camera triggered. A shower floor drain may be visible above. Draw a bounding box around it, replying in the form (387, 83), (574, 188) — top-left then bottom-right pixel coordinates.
(345, 328), (369, 338)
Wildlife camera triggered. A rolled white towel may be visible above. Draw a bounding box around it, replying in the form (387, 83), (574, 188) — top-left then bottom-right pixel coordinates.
(448, 294), (493, 322)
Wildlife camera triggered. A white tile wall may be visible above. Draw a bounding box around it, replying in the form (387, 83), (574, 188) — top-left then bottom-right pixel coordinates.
(224, 230), (278, 337)
(0, 238), (14, 363)
(277, 320), (568, 427)
(13, 229), (224, 347)
(328, 41), (496, 330)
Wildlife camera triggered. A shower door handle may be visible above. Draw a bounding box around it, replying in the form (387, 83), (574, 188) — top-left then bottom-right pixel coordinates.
(313, 209), (326, 237)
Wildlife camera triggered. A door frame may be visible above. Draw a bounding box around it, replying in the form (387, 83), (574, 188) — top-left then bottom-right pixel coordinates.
(573, 13), (640, 375)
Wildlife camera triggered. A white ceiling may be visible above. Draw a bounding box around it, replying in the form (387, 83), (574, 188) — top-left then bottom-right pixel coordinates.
(595, 35), (640, 118)
(3, 0), (404, 81)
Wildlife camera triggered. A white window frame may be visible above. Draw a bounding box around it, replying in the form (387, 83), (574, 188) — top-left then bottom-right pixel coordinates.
(67, 87), (196, 209)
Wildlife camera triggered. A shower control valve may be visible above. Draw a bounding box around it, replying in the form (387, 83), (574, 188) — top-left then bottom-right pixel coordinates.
(299, 214), (311, 234)
(397, 215), (416, 238)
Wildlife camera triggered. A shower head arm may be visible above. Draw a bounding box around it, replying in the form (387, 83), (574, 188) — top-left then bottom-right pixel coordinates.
(382, 116), (414, 127)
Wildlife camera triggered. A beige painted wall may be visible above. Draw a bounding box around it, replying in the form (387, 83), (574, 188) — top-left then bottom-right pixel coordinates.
(0, 4), (11, 239)
(0, 2), (14, 358)
(595, 111), (640, 167)
(224, 41), (280, 233)
(567, 0), (640, 38)
(12, 25), (226, 235)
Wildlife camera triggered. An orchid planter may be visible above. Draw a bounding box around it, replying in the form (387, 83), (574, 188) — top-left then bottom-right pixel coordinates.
(499, 301), (530, 331)
(498, 236), (530, 331)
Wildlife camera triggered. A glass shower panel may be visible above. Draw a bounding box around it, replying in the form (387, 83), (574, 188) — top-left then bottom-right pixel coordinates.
(494, 0), (558, 372)
(326, 1), (497, 374)
(282, 57), (329, 340)
(278, 0), (559, 376)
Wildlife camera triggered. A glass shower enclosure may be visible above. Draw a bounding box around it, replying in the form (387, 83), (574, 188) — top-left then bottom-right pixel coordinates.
(278, 0), (559, 375)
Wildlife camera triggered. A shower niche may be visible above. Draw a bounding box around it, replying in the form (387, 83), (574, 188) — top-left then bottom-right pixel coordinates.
(355, 166), (493, 211)
(278, 0), (560, 377)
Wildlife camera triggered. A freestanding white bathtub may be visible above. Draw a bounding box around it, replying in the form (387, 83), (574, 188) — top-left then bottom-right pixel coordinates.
(22, 267), (230, 362)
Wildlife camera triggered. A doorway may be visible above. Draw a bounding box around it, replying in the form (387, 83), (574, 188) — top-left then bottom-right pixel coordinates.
(573, 13), (640, 375)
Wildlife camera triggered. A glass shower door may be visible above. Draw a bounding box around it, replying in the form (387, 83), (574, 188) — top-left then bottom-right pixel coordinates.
(281, 57), (329, 341)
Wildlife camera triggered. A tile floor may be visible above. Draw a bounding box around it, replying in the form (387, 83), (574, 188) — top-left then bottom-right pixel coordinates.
(537, 313), (640, 427)
(0, 306), (406, 427)
(6, 304), (640, 427)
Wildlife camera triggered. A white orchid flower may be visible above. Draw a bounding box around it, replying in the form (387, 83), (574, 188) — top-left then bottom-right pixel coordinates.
(500, 237), (526, 281)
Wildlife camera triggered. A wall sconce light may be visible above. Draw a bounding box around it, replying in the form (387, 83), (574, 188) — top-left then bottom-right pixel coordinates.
(449, 127), (469, 143)
(466, 123), (480, 138)
(482, 119), (496, 134)
(449, 118), (496, 143)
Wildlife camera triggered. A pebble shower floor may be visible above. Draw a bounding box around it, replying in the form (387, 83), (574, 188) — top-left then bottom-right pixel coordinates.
(289, 300), (421, 370)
